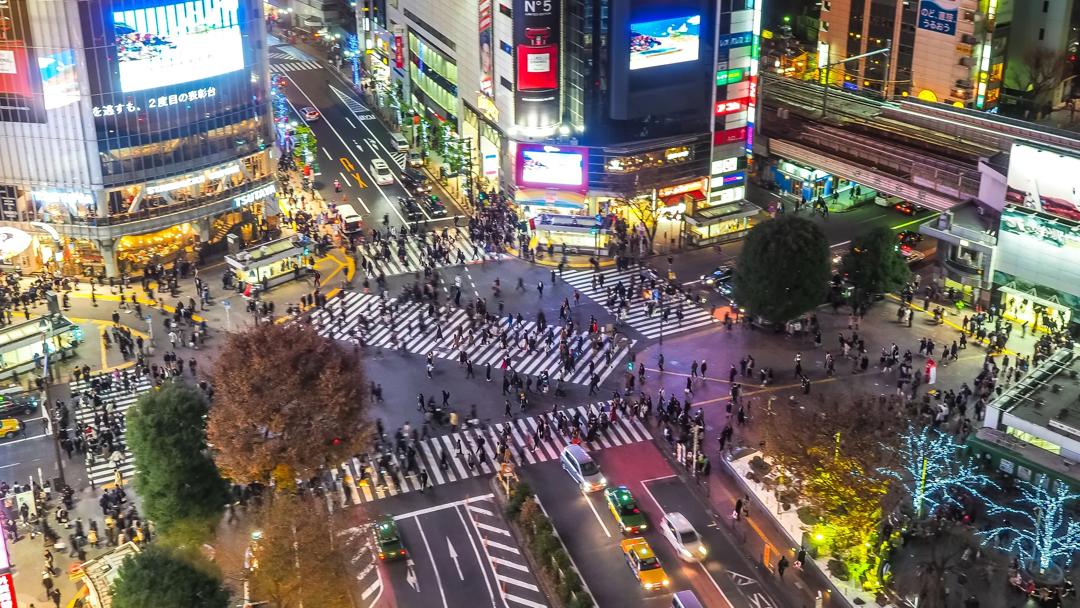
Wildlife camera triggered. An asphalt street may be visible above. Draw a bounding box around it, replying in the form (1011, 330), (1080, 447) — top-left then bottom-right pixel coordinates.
(520, 440), (784, 608)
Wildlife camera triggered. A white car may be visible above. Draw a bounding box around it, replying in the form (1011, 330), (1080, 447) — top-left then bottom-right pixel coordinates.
(659, 512), (707, 561)
(301, 106), (321, 121)
(370, 158), (394, 185)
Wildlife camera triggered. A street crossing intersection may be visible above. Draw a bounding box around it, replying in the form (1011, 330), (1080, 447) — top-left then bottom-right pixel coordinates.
(310, 291), (632, 386)
(326, 402), (651, 507)
(560, 267), (717, 339)
(353, 232), (490, 279)
(70, 377), (154, 488)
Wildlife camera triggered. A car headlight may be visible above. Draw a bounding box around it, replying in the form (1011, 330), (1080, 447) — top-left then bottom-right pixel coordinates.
(598, 477), (607, 485)
(698, 546), (708, 556)
(679, 547), (692, 558)
(639, 524), (647, 530)
(643, 583), (654, 589)
(662, 579), (670, 586)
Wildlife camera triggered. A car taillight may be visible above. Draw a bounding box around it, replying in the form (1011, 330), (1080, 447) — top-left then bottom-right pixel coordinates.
(378, 553), (385, 560)
(400, 550), (407, 555)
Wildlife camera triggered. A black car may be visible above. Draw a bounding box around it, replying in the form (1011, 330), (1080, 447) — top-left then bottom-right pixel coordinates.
(418, 195), (447, 217)
(896, 230), (923, 247)
(399, 197), (424, 221)
(401, 168), (431, 196)
(0, 387), (37, 417)
(700, 265), (733, 289)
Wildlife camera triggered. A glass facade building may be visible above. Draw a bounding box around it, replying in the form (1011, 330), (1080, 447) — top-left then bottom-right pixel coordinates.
(0, 0), (274, 276)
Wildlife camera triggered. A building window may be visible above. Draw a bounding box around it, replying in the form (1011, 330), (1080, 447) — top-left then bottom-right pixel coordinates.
(1039, 28), (1045, 40)
(499, 3), (512, 17)
(500, 41), (513, 55)
(1042, 0), (1049, 12)
(500, 77), (513, 91)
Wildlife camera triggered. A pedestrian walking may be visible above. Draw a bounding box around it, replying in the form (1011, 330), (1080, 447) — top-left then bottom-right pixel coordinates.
(419, 469), (429, 492)
(777, 555), (790, 579)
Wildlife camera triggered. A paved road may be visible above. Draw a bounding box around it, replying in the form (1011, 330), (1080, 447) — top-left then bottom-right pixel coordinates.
(359, 476), (548, 608)
(521, 440), (783, 608)
(323, 400), (651, 508)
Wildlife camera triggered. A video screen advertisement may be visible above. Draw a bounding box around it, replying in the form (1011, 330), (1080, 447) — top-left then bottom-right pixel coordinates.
(995, 205), (1080, 303)
(515, 144), (588, 192)
(0, 0), (46, 123)
(512, 0), (560, 130)
(79, 0), (264, 141)
(1004, 143), (1080, 222)
(610, 0), (711, 120)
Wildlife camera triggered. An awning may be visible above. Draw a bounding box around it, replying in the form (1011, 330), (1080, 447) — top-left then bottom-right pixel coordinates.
(685, 202), (761, 226)
(662, 190), (706, 207)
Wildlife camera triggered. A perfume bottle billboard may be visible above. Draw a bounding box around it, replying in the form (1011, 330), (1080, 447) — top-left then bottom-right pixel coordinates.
(513, 0), (560, 129)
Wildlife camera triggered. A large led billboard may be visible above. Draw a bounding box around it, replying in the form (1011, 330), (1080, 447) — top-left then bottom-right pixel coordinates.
(0, 0), (45, 123)
(996, 205), (1080, 300)
(113, 0), (245, 92)
(516, 145), (588, 191)
(629, 15), (700, 71)
(1005, 143), (1080, 222)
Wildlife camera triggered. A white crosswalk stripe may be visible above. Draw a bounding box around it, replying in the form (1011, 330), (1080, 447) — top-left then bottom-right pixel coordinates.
(69, 377), (154, 488)
(349, 231), (490, 279)
(329, 84), (368, 116)
(268, 60), (323, 73)
(310, 291), (633, 386)
(327, 402), (651, 505)
(389, 152), (407, 168)
(560, 267), (717, 339)
(267, 50), (293, 60)
(465, 496), (549, 607)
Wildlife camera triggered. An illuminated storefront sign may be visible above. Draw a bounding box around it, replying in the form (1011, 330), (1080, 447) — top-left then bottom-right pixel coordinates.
(722, 172), (746, 186)
(147, 175), (206, 195)
(0, 572), (14, 608)
(31, 190), (93, 208)
(208, 164), (241, 180)
(233, 184), (277, 207)
(658, 178), (708, 198)
(91, 86), (217, 117)
(0, 227), (33, 260)
(715, 68), (745, 86)
(711, 157), (739, 174)
(664, 147), (690, 161)
(715, 99), (747, 116)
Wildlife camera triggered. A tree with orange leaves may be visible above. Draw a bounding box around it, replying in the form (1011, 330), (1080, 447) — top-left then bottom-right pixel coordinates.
(208, 322), (373, 485)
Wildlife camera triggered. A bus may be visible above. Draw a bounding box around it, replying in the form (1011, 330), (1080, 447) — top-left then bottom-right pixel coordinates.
(965, 427), (1080, 494)
(337, 204), (364, 234)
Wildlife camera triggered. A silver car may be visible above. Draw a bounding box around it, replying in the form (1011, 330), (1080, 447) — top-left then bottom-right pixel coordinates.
(560, 444), (606, 492)
(660, 512), (708, 561)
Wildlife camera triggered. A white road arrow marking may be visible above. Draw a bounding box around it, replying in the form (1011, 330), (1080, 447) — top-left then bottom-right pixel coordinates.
(446, 537), (464, 580)
(406, 558), (420, 592)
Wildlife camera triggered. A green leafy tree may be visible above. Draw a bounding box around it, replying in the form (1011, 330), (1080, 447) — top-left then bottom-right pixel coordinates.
(112, 545), (230, 608)
(839, 227), (910, 309)
(734, 215), (831, 324)
(126, 383), (230, 537)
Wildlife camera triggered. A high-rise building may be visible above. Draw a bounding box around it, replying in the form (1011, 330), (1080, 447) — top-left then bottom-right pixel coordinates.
(814, 0), (1076, 111)
(358, 0), (761, 253)
(0, 0), (275, 277)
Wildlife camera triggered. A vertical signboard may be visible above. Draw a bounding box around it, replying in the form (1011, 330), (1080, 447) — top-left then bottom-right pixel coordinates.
(0, 0), (45, 123)
(917, 0), (959, 35)
(479, 0), (494, 98)
(512, 0), (560, 129)
(393, 24), (405, 69)
(0, 572), (15, 608)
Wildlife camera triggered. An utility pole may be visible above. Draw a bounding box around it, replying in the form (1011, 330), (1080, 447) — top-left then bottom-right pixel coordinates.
(821, 45), (891, 118)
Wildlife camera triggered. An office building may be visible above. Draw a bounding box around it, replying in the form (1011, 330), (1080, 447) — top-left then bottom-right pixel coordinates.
(0, 0), (275, 277)
(358, 0), (761, 253)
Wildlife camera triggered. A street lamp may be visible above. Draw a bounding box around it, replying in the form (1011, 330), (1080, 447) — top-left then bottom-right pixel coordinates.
(38, 315), (66, 488)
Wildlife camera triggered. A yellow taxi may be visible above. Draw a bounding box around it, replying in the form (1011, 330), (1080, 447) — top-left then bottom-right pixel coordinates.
(620, 537), (669, 591)
(0, 418), (23, 440)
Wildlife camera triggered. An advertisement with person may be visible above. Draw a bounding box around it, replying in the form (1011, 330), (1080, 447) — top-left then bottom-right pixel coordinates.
(79, 0), (263, 139)
(512, 0), (560, 129)
(515, 144), (588, 191)
(0, 0), (45, 123)
(1005, 143), (1080, 222)
(478, 0), (494, 99)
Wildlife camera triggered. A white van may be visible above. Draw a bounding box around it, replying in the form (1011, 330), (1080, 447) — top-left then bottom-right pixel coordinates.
(390, 132), (410, 151)
(337, 204), (364, 234)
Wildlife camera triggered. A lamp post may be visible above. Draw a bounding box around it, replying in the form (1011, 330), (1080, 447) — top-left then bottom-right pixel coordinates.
(38, 315), (66, 488)
(820, 44), (891, 118)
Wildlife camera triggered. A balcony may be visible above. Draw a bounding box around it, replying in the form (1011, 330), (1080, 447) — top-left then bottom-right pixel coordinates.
(5, 177), (276, 242)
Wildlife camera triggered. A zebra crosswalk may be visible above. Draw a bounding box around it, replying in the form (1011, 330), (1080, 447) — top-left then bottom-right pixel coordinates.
(560, 267), (717, 339)
(462, 495), (548, 608)
(310, 291), (632, 386)
(389, 151), (408, 168)
(353, 232), (488, 278)
(327, 402), (651, 506)
(269, 60), (323, 73)
(70, 377), (154, 488)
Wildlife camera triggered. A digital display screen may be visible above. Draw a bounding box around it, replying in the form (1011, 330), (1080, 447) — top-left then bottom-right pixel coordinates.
(996, 206), (1080, 300)
(520, 149), (585, 187)
(40, 50), (80, 110)
(113, 0), (245, 92)
(629, 15), (700, 71)
(1005, 143), (1080, 222)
